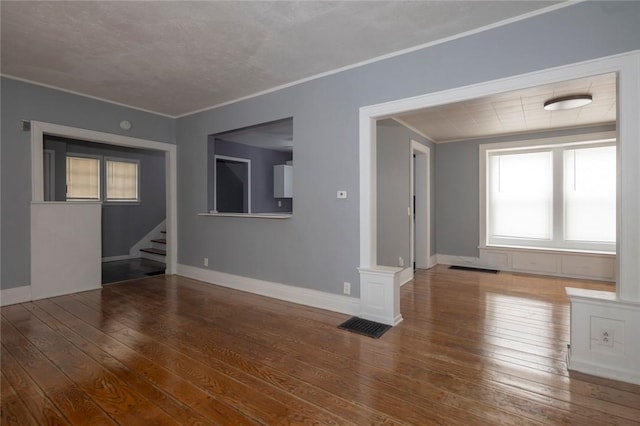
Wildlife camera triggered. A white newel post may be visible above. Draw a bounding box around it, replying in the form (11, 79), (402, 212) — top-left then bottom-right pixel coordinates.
(358, 266), (403, 326)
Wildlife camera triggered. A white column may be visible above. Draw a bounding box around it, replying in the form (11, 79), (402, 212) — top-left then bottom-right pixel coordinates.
(617, 54), (640, 301)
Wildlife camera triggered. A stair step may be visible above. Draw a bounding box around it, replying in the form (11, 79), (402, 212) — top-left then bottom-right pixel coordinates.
(151, 238), (166, 245)
(140, 248), (166, 256)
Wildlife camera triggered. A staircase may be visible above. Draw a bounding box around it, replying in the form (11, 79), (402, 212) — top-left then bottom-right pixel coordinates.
(140, 230), (166, 263)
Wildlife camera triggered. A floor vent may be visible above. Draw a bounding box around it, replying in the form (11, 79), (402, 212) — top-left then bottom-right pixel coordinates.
(338, 317), (391, 339)
(449, 265), (499, 274)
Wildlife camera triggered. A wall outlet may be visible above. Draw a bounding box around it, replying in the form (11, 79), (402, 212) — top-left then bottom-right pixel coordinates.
(343, 282), (351, 295)
(597, 328), (615, 347)
(398, 257), (404, 267)
(278, 200), (282, 207)
(203, 257), (208, 267)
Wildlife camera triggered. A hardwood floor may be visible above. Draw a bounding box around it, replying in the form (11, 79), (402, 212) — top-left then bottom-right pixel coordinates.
(2, 265), (639, 425)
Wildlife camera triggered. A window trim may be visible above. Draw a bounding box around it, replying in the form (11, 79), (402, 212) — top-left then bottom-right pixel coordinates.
(479, 131), (616, 254)
(104, 156), (140, 203)
(65, 153), (102, 201)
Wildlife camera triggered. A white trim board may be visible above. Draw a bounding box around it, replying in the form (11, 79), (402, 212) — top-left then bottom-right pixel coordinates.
(0, 286), (31, 307)
(176, 264), (360, 316)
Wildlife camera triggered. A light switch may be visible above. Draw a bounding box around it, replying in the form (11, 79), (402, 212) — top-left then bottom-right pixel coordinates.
(337, 190), (347, 199)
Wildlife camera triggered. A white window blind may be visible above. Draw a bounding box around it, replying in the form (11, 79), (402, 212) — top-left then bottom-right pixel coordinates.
(489, 151), (553, 240)
(66, 156), (100, 200)
(106, 159), (138, 201)
(564, 145), (616, 243)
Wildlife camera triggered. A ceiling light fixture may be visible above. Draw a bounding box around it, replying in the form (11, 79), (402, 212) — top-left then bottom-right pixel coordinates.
(543, 94), (593, 111)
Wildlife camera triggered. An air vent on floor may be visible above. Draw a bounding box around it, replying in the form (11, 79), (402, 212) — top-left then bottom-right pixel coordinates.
(449, 265), (499, 274)
(338, 317), (391, 339)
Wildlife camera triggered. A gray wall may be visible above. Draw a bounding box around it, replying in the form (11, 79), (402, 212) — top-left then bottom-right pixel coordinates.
(209, 139), (293, 213)
(1, 77), (175, 290)
(435, 124), (617, 257)
(376, 119), (434, 267)
(44, 137), (166, 258)
(175, 2), (640, 297)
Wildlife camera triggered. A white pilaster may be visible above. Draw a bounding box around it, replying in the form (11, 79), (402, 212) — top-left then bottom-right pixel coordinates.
(358, 266), (403, 326)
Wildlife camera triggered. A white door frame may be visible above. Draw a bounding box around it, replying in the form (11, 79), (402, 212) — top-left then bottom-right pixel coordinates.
(30, 121), (178, 274)
(410, 140), (431, 270)
(213, 154), (252, 213)
(359, 50), (640, 303)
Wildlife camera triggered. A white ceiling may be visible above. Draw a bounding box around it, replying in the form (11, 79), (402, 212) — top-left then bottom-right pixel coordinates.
(1, 1), (560, 117)
(396, 73), (617, 143)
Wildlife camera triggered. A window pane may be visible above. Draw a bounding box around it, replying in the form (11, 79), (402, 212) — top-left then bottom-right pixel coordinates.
(564, 146), (616, 242)
(66, 156), (100, 200)
(489, 151), (552, 240)
(106, 160), (138, 201)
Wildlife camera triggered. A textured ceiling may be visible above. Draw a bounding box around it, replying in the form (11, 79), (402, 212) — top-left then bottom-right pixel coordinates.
(396, 73), (617, 143)
(216, 117), (293, 152)
(1, 1), (559, 117)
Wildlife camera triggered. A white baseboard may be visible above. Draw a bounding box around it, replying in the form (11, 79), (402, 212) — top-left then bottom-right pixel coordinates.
(399, 267), (414, 286)
(568, 357), (640, 386)
(102, 254), (135, 263)
(176, 264), (360, 316)
(0, 286), (32, 306)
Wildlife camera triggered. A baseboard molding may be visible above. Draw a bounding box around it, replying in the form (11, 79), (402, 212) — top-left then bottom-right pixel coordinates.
(436, 254), (480, 267)
(0, 286), (31, 307)
(102, 254), (135, 263)
(399, 267), (414, 286)
(176, 264), (360, 316)
(568, 356), (640, 386)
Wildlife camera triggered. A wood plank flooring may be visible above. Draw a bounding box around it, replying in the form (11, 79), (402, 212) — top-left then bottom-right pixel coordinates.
(2, 265), (640, 425)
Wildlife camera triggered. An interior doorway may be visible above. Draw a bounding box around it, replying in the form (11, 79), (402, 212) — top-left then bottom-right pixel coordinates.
(410, 140), (431, 270)
(215, 155), (251, 213)
(29, 121), (177, 300)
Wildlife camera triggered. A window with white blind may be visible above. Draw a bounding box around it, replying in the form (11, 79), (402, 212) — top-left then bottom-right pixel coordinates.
(66, 155), (100, 200)
(106, 159), (139, 202)
(481, 134), (616, 253)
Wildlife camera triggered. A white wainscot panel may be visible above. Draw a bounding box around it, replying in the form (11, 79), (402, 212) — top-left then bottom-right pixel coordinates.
(480, 250), (509, 270)
(511, 251), (559, 274)
(31, 202), (102, 300)
(561, 255), (615, 281)
(479, 247), (614, 281)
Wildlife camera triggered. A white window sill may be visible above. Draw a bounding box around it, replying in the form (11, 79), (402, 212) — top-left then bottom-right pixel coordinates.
(481, 244), (616, 257)
(104, 201), (141, 206)
(198, 212), (292, 219)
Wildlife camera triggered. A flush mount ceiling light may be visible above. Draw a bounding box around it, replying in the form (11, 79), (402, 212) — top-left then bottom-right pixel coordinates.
(543, 94), (593, 111)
